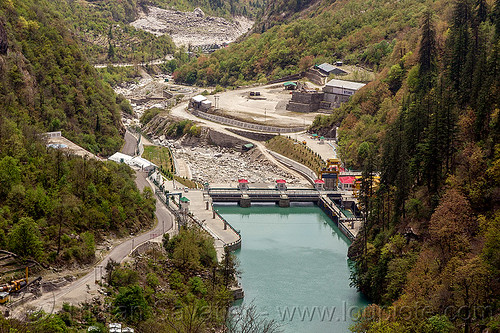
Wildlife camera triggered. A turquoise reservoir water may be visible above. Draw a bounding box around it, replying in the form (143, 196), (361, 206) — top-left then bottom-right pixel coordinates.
(215, 203), (368, 333)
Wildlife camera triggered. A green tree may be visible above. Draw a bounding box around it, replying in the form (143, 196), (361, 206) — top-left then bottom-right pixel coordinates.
(113, 285), (151, 324)
(418, 10), (437, 92)
(8, 217), (43, 260)
(0, 156), (21, 198)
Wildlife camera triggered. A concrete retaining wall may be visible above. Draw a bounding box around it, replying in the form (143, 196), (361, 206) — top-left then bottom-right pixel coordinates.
(305, 68), (327, 86)
(267, 73), (304, 85)
(191, 109), (306, 133)
(208, 129), (247, 148)
(290, 91), (324, 104)
(267, 150), (317, 184)
(286, 102), (321, 113)
(225, 128), (276, 142)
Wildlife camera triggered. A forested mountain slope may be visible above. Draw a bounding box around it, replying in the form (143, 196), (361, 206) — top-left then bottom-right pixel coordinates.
(54, 0), (265, 64)
(0, 0), (155, 268)
(312, 1), (498, 332)
(0, 0), (129, 155)
(174, 0), (451, 86)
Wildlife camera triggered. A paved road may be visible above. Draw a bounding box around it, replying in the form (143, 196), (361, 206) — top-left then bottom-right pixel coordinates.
(121, 130), (138, 156)
(295, 133), (337, 161)
(13, 172), (173, 317)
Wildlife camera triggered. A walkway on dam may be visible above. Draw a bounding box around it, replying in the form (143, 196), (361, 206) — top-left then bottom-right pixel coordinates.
(152, 173), (240, 261)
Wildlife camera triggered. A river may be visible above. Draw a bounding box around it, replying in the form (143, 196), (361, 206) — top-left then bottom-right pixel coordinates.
(215, 203), (368, 333)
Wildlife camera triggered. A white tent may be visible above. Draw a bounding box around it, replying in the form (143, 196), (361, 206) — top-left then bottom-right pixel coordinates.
(108, 152), (133, 164)
(131, 156), (157, 171)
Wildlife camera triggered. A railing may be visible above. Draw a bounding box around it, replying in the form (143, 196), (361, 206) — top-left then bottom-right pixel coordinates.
(319, 196), (357, 241)
(149, 173), (242, 252)
(190, 109), (307, 133)
(267, 150), (317, 184)
(213, 206), (242, 251)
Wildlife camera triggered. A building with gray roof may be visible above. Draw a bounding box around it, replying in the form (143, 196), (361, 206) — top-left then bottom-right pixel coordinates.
(322, 79), (366, 108)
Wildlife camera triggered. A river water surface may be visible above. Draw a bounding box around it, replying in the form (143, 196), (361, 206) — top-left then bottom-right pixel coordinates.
(215, 203), (368, 333)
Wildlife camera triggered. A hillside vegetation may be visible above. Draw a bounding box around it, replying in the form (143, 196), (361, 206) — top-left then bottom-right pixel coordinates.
(265, 136), (325, 175)
(0, 226), (242, 332)
(310, 1), (499, 332)
(174, 0), (450, 86)
(0, 0), (130, 155)
(0, 0), (156, 267)
(51, 0), (266, 65)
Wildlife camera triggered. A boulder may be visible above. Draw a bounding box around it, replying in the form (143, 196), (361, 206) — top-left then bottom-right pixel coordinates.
(193, 7), (204, 18)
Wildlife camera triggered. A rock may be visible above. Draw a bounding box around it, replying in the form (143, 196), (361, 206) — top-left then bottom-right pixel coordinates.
(193, 7), (205, 18)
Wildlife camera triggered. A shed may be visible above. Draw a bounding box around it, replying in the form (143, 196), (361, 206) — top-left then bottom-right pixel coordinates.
(338, 176), (356, 191)
(242, 143), (254, 151)
(201, 100), (212, 110)
(180, 196), (190, 212)
(238, 179), (249, 191)
(192, 95), (207, 103)
(317, 63), (336, 75)
(283, 81), (297, 90)
(314, 179), (325, 191)
(191, 95), (207, 109)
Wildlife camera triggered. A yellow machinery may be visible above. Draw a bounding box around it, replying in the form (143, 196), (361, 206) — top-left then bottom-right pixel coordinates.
(353, 175), (380, 198)
(0, 292), (9, 304)
(319, 158), (342, 190)
(0, 267), (29, 298)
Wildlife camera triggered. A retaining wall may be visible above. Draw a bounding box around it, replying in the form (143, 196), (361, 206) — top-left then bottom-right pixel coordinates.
(191, 109), (306, 133)
(267, 150), (317, 184)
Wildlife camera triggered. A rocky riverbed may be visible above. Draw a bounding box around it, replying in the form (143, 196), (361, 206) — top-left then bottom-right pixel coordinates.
(131, 6), (254, 47)
(154, 138), (309, 186)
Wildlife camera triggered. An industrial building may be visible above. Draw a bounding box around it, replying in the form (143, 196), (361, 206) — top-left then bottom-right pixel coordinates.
(285, 78), (366, 113)
(316, 63), (348, 76)
(285, 90), (324, 113)
(322, 79), (366, 109)
(190, 95), (212, 111)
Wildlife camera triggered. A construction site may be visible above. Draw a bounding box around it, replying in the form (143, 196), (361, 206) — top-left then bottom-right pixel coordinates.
(0, 251), (46, 316)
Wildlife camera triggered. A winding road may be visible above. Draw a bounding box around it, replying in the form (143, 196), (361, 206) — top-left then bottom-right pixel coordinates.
(12, 135), (174, 317)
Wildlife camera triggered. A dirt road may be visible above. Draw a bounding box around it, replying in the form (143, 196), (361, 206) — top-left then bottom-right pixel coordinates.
(203, 84), (320, 127)
(170, 103), (311, 183)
